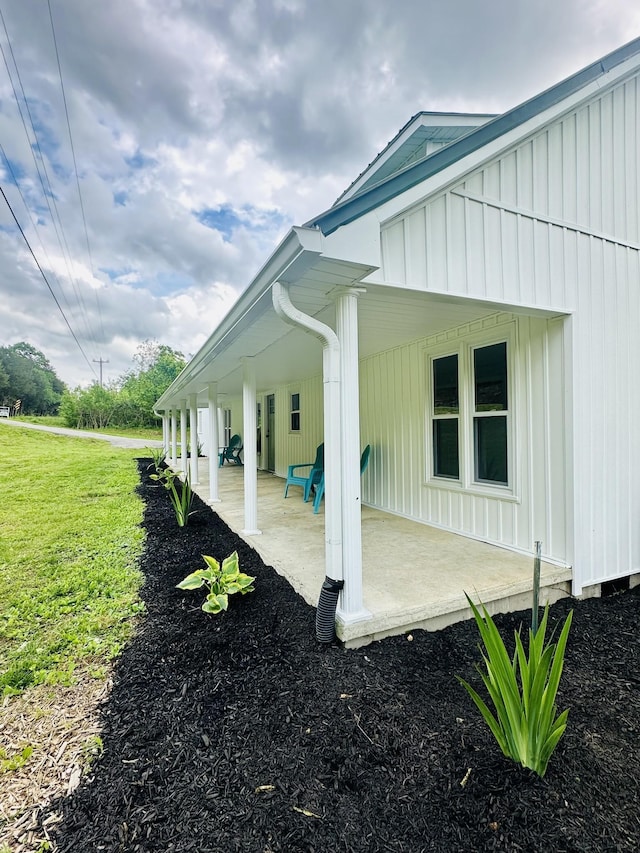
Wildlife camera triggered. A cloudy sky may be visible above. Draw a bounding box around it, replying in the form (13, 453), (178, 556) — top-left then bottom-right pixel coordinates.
(0, 0), (639, 387)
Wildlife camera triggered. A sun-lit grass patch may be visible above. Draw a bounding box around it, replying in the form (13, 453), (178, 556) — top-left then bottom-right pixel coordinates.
(0, 426), (145, 695)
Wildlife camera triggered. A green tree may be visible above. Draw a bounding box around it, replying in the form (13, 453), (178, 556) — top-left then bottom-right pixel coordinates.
(59, 384), (118, 429)
(0, 342), (65, 414)
(59, 341), (185, 430)
(116, 341), (185, 427)
(0, 359), (9, 399)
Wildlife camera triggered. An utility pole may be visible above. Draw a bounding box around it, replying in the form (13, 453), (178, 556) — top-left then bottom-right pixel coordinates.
(93, 357), (109, 387)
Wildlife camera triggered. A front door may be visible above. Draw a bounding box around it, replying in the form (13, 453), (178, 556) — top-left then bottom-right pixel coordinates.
(266, 394), (275, 472)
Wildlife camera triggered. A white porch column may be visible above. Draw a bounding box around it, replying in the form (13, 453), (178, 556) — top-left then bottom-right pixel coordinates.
(170, 408), (178, 467)
(208, 382), (220, 503)
(179, 400), (188, 475)
(241, 357), (261, 535)
(335, 287), (369, 622)
(189, 394), (200, 485)
(161, 413), (169, 455)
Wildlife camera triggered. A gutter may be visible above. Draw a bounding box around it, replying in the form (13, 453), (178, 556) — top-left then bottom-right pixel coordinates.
(272, 281), (344, 640)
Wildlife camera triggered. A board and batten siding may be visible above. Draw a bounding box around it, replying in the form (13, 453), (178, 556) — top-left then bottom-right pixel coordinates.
(380, 74), (640, 306)
(264, 375), (324, 479)
(359, 312), (568, 566)
(378, 71), (640, 590)
(569, 241), (640, 590)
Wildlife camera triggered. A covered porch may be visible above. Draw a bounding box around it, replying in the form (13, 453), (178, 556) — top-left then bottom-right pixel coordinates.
(191, 459), (572, 647)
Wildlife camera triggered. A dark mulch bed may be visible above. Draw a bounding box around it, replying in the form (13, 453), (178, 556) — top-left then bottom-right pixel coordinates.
(45, 461), (640, 852)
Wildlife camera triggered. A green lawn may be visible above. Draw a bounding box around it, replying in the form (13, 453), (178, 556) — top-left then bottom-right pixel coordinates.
(0, 427), (145, 696)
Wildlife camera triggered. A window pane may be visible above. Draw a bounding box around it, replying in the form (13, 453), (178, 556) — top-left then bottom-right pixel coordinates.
(474, 416), (508, 484)
(291, 393), (300, 411)
(433, 418), (459, 478)
(433, 354), (459, 414)
(474, 343), (507, 412)
(291, 412), (300, 431)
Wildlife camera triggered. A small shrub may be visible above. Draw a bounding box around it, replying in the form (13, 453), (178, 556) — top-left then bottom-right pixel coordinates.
(177, 551), (255, 614)
(457, 594), (573, 777)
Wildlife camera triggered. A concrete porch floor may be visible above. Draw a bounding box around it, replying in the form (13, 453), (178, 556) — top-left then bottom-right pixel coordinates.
(188, 459), (573, 647)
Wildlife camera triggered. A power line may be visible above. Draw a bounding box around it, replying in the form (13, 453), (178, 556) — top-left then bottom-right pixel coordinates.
(0, 141), (75, 317)
(0, 5), (100, 355)
(47, 0), (105, 343)
(0, 183), (97, 377)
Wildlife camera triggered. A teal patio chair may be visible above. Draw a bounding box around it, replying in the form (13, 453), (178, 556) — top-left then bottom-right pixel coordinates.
(284, 443), (324, 501)
(312, 444), (371, 514)
(219, 434), (243, 466)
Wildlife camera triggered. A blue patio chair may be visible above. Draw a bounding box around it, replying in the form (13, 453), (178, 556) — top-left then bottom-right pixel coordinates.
(219, 434), (243, 466)
(312, 444), (371, 514)
(284, 443), (324, 501)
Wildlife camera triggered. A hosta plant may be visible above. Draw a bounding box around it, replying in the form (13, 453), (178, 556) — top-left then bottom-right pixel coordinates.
(177, 551), (255, 614)
(457, 594), (573, 777)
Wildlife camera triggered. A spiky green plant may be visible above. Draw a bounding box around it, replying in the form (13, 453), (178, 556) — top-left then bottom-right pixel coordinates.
(150, 467), (194, 527)
(146, 446), (166, 472)
(177, 551), (255, 614)
(457, 595), (573, 777)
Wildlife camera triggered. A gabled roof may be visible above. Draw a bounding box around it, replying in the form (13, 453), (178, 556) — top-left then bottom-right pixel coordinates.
(308, 36), (640, 236)
(336, 112), (496, 203)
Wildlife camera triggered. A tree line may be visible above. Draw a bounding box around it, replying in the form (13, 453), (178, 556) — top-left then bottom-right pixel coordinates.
(60, 342), (186, 428)
(0, 342), (65, 414)
(0, 340), (185, 429)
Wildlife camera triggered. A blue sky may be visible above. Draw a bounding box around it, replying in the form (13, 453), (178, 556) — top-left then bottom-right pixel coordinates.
(0, 0), (639, 386)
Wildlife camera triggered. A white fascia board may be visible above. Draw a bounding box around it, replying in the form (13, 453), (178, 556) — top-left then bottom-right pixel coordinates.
(155, 226), (323, 410)
(373, 54), (640, 229)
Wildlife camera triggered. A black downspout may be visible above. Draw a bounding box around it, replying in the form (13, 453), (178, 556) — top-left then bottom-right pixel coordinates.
(316, 576), (344, 643)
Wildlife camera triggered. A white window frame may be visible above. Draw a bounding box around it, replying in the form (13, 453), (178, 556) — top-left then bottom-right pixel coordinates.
(431, 351), (460, 481)
(223, 408), (232, 447)
(290, 391), (301, 433)
(426, 325), (516, 498)
(471, 340), (510, 487)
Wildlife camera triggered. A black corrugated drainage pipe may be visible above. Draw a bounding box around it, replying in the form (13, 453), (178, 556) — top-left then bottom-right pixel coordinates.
(316, 577), (344, 643)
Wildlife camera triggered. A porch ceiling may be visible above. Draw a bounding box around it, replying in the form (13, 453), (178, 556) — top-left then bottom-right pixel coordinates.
(184, 281), (538, 402)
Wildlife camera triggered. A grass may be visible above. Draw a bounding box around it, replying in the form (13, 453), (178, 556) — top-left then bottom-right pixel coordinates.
(13, 415), (162, 441)
(0, 426), (145, 696)
(13, 415), (66, 427)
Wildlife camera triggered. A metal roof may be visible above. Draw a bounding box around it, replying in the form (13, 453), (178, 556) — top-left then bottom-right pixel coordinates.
(308, 36), (640, 235)
(336, 112), (496, 202)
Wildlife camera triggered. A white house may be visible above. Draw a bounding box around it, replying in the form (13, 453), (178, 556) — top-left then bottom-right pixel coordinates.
(156, 38), (640, 639)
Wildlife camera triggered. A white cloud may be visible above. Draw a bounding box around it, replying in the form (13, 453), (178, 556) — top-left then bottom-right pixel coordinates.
(0, 0), (638, 388)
